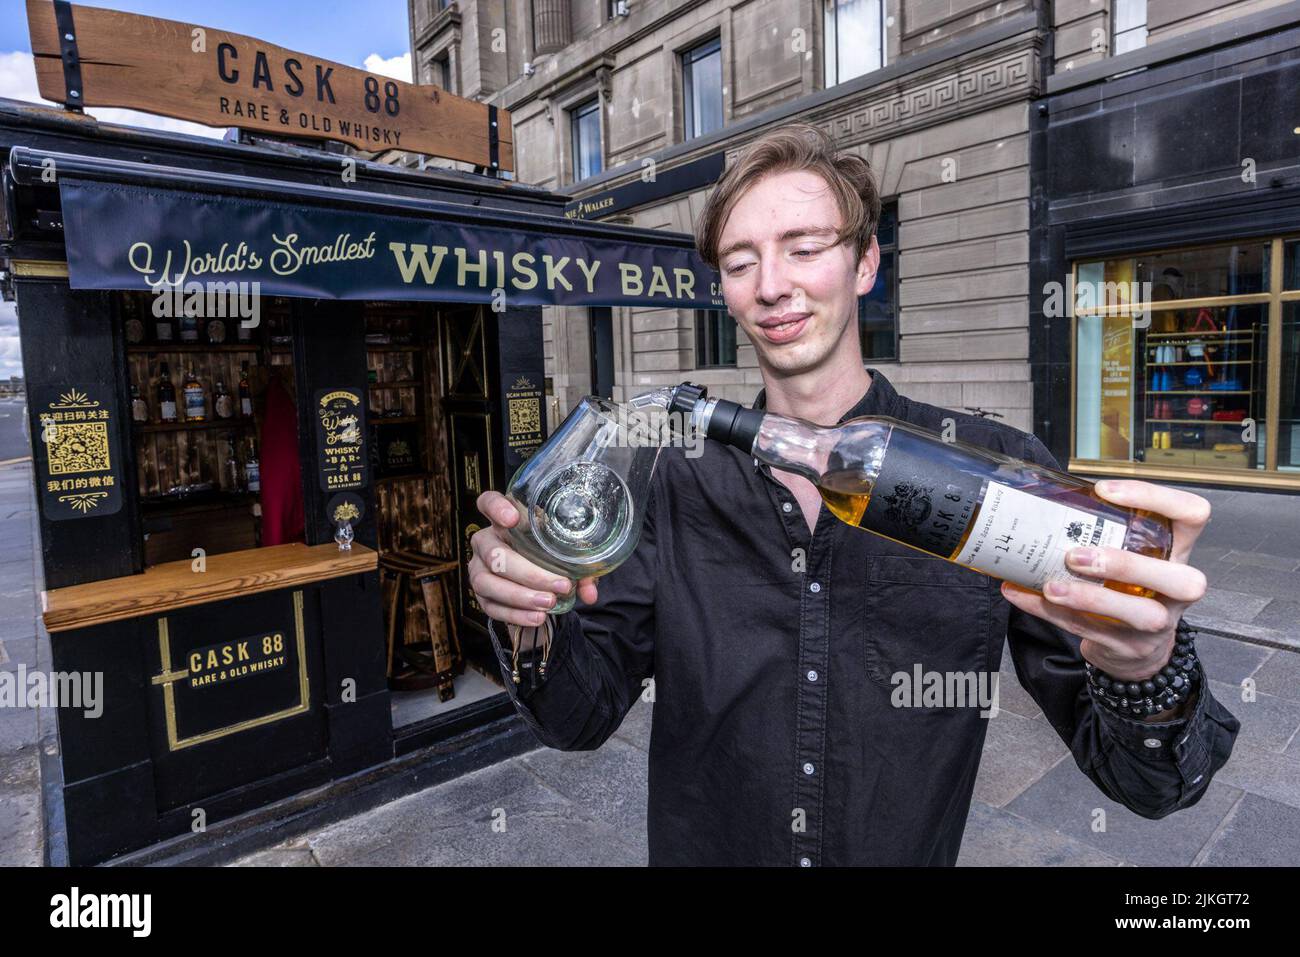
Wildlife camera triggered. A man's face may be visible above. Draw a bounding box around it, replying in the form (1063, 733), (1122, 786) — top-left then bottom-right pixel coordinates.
(715, 168), (879, 377)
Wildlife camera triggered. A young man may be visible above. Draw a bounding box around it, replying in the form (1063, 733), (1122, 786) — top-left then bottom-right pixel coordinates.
(468, 123), (1240, 866)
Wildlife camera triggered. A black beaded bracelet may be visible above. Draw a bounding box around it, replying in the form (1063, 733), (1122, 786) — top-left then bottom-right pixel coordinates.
(1085, 620), (1200, 718)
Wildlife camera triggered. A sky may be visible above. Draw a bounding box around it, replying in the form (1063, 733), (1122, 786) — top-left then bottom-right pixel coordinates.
(0, 0), (417, 378)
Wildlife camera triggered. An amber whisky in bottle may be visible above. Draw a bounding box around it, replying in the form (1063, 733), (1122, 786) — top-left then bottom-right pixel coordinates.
(671, 386), (1172, 597)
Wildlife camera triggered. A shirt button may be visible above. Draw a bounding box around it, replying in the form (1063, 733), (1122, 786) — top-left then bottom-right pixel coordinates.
(803, 762), (815, 775)
(807, 670), (818, 682)
(1143, 737), (1162, 749)
(809, 582), (821, 593)
(799, 857), (812, 867)
(782, 502), (792, 513)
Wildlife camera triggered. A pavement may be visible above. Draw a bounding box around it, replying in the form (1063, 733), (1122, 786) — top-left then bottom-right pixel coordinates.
(1, 458), (1297, 867)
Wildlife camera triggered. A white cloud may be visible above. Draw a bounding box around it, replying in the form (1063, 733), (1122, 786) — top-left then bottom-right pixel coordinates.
(0, 50), (227, 140)
(363, 52), (412, 83)
(0, 300), (22, 379)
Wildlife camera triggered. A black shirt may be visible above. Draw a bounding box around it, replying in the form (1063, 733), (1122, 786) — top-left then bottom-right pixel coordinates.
(485, 369), (1241, 866)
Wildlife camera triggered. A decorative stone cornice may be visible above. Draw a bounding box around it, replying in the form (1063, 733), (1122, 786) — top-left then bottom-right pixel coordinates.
(727, 41), (1038, 161)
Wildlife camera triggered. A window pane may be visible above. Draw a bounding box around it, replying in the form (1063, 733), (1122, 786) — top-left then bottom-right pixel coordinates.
(859, 248), (896, 361)
(1280, 303), (1300, 471)
(826, 0), (883, 85)
(1285, 239), (1300, 290)
(1141, 304), (1268, 471)
(1114, 27), (1147, 55)
(875, 203), (896, 248)
(1113, 0), (1147, 34)
(695, 310), (736, 367)
(1082, 243), (1270, 307)
(572, 101), (602, 181)
(685, 40), (723, 139)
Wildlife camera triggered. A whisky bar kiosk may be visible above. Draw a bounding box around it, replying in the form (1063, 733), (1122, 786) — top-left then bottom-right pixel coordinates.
(1, 18), (715, 862)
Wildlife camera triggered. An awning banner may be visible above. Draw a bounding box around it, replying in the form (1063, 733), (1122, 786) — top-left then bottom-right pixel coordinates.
(59, 178), (724, 310)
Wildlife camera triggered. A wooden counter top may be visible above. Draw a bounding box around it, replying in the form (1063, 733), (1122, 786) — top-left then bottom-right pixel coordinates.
(43, 543), (378, 633)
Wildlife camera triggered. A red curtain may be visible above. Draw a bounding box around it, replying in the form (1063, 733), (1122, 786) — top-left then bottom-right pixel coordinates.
(259, 375), (304, 546)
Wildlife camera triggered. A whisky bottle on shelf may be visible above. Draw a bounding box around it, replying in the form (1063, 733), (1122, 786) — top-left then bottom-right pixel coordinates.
(179, 311), (201, 343)
(665, 384), (1173, 597)
(213, 379), (234, 420)
(157, 362), (178, 423)
(224, 436), (243, 492)
(154, 311), (174, 344)
(245, 439), (261, 493)
(239, 361), (253, 417)
(130, 383), (149, 423)
(182, 366), (207, 422)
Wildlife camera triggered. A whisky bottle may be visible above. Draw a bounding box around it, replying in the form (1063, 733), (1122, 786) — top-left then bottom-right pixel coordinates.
(213, 379), (234, 420)
(182, 366), (207, 422)
(239, 361), (254, 417)
(245, 439), (261, 493)
(131, 383), (149, 423)
(157, 362), (178, 423)
(668, 385), (1173, 597)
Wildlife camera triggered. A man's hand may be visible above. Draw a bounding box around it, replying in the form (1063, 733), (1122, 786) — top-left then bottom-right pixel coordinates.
(468, 490), (599, 628)
(1000, 479), (1211, 687)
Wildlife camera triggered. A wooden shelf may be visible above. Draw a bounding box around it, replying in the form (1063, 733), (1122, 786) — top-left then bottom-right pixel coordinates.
(1146, 330), (1259, 339)
(1147, 419), (1247, 425)
(134, 418), (255, 433)
(1146, 360), (1254, 366)
(366, 344), (420, 352)
(370, 415), (421, 424)
(128, 342), (260, 353)
(374, 471), (433, 486)
(43, 542), (378, 633)
(369, 380), (421, 389)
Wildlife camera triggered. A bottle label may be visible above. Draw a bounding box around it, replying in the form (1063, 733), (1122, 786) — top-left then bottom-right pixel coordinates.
(160, 400), (177, 420)
(863, 428), (983, 557)
(954, 481), (1128, 590)
(241, 397), (253, 416)
(215, 395), (233, 418)
(184, 387), (205, 418)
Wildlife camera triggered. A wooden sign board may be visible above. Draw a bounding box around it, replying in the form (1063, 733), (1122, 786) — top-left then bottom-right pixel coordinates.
(26, 0), (514, 170)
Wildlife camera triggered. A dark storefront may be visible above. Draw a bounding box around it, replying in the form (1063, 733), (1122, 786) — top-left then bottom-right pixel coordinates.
(0, 98), (715, 865)
(1034, 6), (1300, 492)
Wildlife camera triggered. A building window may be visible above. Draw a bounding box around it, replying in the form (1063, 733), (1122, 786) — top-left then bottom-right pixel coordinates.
(682, 36), (723, 140)
(570, 98), (603, 182)
(695, 309), (737, 368)
(430, 52), (450, 90)
(824, 0), (886, 87)
(1073, 237), (1300, 479)
(1112, 0), (1148, 55)
(859, 202), (898, 362)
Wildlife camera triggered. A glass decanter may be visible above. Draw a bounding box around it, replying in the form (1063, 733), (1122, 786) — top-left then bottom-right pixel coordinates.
(504, 388), (693, 614)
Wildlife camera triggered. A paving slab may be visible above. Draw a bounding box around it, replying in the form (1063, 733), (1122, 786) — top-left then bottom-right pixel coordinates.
(1193, 632), (1273, 685)
(519, 734), (648, 837)
(957, 801), (1124, 866)
(296, 756), (646, 867)
(1251, 649), (1300, 703)
(1194, 793), (1300, 866)
(972, 708), (1070, 808)
(1215, 743), (1300, 812)
(1005, 758), (1244, 867)
(1207, 679), (1300, 755)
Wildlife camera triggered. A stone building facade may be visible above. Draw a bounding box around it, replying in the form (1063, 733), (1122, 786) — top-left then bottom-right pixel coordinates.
(405, 0), (1300, 489)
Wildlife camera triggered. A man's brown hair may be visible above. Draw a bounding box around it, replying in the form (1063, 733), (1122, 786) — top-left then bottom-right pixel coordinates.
(694, 122), (882, 270)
